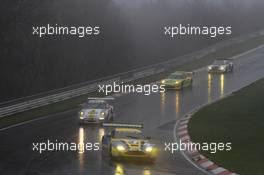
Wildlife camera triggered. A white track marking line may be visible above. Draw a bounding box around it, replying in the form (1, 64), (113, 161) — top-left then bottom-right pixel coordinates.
(0, 109), (76, 132)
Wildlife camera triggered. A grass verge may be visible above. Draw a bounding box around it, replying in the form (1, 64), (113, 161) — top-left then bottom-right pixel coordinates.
(1, 34), (264, 129)
(188, 78), (264, 175)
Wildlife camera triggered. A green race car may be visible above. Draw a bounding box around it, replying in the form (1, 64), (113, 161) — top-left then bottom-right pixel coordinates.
(161, 71), (193, 90)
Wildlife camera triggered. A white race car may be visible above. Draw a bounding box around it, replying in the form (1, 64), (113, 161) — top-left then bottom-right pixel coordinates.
(79, 99), (114, 124)
(207, 59), (234, 73)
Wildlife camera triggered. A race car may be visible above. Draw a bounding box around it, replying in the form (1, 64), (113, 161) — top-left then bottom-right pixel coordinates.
(79, 98), (114, 124)
(161, 71), (193, 90)
(101, 123), (157, 161)
(207, 59), (234, 73)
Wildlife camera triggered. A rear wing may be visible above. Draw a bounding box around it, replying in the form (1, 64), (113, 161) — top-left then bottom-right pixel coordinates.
(102, 123), (143, 128)
(80, 97), (115, 107)
(87, 97), (114, 103)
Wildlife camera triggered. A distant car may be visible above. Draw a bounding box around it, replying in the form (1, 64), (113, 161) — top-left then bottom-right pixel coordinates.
(101, 123), (157, 162)
(207, 59), (234, 73)
(79, 99), (114, 124)
(161, 71), (193, 90)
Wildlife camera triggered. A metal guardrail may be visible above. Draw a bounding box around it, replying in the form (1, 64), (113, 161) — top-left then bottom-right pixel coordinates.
(1, 30), (264, 118)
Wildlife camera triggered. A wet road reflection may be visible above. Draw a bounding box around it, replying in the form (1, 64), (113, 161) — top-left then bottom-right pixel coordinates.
(175, 91), (180, 118)
(160, 90), (181, 120)
(115, 163), (124, 175)
(77, 126), (107, 173)
(98, 128), (105, 142)
(78, 127), (85, 171)
(143, 169), (151, 175)
(160, 92), (165, 117)
(208, 73), (212, 103)
(207, 73), (226, 102)
(220, 74), (225, 98)
(78, 127), (85, 154)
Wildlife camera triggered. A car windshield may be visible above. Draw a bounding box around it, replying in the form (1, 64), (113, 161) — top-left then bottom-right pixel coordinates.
(168, 74), (184, 79)
(213, 60), (229, 65)
(84, 101), (107, 109)
(114, 131), (145, 139)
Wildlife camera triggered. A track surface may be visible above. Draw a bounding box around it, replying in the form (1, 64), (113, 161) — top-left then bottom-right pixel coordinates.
(1, 47), (264, 175)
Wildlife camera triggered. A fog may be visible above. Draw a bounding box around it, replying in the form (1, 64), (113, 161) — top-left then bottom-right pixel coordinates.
(1, 0), (264, 102)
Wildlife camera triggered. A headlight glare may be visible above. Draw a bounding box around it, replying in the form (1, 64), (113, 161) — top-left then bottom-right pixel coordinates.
(116, 145), (125, 151)
(220, 66), (225, 70)
(99, 112), (105, 120)
(145, 146), (153, 152)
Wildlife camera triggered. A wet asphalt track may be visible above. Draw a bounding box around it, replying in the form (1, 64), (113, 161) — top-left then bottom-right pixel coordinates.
(1, 46), (264, 175)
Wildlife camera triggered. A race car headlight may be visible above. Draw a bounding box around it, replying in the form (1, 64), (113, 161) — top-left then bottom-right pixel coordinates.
(79, 112), (84, 119)
(145, 146), (153, 152)
(116, 145), (126, 151)
(161, 80), (165, 84)
(144, 143), (154, 153)
(99, 112), (106, 120)
(208, 66), (212, 70)
(220, 66), (226, 70)
(175, 81), (180, 84)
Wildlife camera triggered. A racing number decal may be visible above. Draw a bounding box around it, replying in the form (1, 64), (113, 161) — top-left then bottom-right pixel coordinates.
(88, 109), (96, 118)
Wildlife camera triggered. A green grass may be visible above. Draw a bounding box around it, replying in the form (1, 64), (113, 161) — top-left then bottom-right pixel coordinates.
(1, 34), (264, 129)
(189, 78), (264, 175)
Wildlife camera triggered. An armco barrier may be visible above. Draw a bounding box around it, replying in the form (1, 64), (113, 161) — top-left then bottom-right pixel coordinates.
(0, 30), (264, 118)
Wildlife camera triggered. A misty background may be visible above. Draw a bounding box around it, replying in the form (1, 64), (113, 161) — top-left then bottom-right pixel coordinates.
(1, 0), (264, 102)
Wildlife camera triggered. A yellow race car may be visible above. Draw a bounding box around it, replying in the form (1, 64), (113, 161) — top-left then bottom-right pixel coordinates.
(101, 123), (157, 162)
(161, 71), (193, 90)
